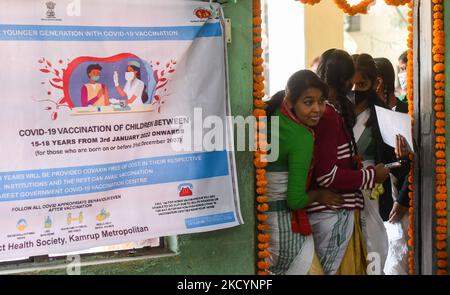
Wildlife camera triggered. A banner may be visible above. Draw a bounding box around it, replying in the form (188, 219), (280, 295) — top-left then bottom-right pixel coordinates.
(0, 0), (242, 261)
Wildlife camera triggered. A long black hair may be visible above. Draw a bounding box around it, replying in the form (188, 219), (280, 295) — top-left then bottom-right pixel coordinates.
(129, 65), (149, 104)
(352, 53), (387, 128)
(374, 57), (396, 100)
(316, 48), (358, 156)
(265, 70), (328, 117)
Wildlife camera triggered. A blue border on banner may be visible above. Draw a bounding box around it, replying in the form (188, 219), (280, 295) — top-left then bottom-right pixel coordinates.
(184, 212), (236, 229)
(0, 23), (222, 41)
(0, 151), (229, 202)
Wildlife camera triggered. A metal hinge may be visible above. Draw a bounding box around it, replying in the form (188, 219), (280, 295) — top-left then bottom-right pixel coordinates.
(224, 18), (232, 43)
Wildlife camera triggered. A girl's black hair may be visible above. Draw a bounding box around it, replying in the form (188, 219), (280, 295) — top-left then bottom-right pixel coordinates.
(352, 53), (387, 128)
(129, 65), (149, 103)
(265, 70), (328, 117)
(317, 48), (358, 157)
(374, 57), (396, 98)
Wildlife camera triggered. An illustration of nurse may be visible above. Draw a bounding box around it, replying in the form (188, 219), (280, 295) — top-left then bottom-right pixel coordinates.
(113, 60), (149, 107)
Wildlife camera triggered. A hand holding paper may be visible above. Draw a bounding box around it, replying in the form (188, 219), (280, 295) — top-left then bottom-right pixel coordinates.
(375, 105), (414, 152)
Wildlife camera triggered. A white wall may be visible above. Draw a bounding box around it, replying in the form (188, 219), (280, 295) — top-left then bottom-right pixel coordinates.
(266, 0), (305, 96)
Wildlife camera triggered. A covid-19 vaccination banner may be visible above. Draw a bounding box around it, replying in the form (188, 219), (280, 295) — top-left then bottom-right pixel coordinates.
(0, 0), (242, 261)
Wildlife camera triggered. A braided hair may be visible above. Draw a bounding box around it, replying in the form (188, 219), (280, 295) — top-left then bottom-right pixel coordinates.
(317, 48), (359, 159)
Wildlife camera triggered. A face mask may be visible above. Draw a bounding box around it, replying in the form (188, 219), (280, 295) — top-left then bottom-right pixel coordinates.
(125, 71), (135, 81)
(346, 91), (355, 104)
(354, 89), (376, 105)
(90, 75), (100, 81)
(398, 72), (407, 92)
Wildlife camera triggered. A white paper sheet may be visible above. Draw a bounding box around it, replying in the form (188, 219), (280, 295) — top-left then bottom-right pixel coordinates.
(375, 105), (413, 151)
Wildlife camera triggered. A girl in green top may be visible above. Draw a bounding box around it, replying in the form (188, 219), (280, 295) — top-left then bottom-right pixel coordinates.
(265, 70), (343, 275)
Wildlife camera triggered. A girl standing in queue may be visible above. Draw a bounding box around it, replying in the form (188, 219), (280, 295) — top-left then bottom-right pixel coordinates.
(265, 70), (344, 275)
(308, 49), (390, 275)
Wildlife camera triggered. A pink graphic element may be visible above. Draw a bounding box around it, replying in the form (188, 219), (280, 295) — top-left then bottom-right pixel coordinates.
(150, 59), (176, 113)
(63, 52), (139, 108)
(35, 57), (72, 120)
(179, 187), (193, 197)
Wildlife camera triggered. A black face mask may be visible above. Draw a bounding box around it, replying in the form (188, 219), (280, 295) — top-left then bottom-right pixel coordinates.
(352, 89), (376, 105)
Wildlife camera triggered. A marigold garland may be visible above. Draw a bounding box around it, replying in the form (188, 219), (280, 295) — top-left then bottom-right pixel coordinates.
(296, 0), (410, 15)
(403, 0), (416, 275)
(431, 0), (448, 275)
(253, 0), (270, 275)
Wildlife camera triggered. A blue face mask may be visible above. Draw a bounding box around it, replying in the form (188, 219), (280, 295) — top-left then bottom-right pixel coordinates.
(91, 75), (100, 81)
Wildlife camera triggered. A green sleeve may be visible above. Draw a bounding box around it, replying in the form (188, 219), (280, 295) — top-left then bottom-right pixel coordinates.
(286, 130), (314, 210)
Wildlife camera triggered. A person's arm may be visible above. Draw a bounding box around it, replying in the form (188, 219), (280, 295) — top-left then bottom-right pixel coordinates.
(314, 108), (376, 191)
(396, 173), (410, 208)
(81, 86), (88, 107)
(103, 84), (110, 106)
(286, 130), (314, 210)
(287, 133), (343, 210)
(116, 85), (126, 98)
(125, 95), (138, 105)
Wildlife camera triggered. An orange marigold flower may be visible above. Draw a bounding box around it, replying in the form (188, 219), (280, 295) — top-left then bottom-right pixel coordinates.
(437, 260), (448, 269)
(434, 73), (446, 82)
(433, 63), (445, 73)
(256, 174), (267, 181)
(436, 226), (447, 234)
(256, 169), (266, 175)
(252, 57), (264, 66)
(256, 194), (268, 202)
(437, 241), (447, 250)
(254, 100), (265, 108)
(257, 242), (269, 250)
(257, 223), (269, 231)
(435, 119), (445, 126)
(257, 203), (269, 213)
(253, 109), (266, 117)
(437, 210), (448, 217)
(257, 261), (270, 270)
(258, 250), (270, 259)
(436, 193), (447, 201)
(255, 121), (266, 130)
(436, 151), (446, 158)
(437, 185), (447, 193)
(253, 17), (262, 26)
(437, 218), (448, 227)
(436, 166), (446, 174)
(434, 104), (444, 112)
(253, 48), (263, 56)
(432, 46), (445, 54)
(436, 111), (445, 118)
(258, 233), (270, 243)
(437, 252), (448, 260)
(434, 54), (445, 62)
(257, 214), (268, 222)
(433, 4), (443, 11)
(257, 271), (269, 275)
(253, 27), (262, 34)
(436, 128), (445, 134)
(435, 97), (445, 104)
(436, 201), (447, 210)
(435, 90), (445, 96)
(254, 65), (264, 74)
(253, 82), (265, 91)
(253, 91), (265, 99)
(253, 75), (265, 83)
